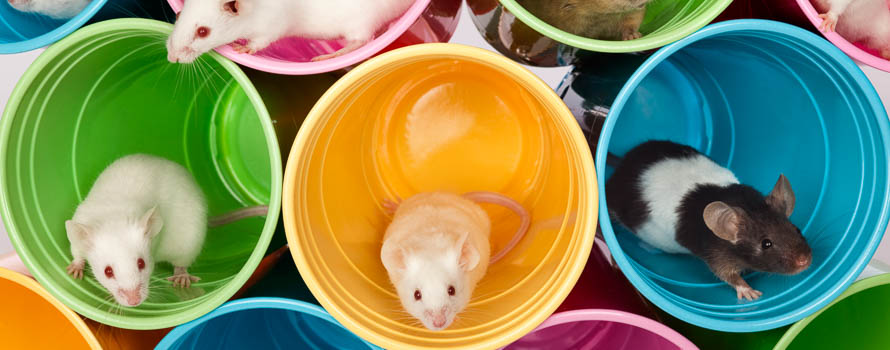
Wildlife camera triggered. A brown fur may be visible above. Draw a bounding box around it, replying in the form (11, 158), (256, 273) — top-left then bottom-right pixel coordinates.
(516, 0), (652, 40)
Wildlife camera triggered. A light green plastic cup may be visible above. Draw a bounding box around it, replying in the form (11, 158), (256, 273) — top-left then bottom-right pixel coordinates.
(0, 18), (282, 330)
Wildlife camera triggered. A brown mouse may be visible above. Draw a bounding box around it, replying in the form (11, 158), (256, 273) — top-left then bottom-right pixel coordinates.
(515, 0), (653, 40)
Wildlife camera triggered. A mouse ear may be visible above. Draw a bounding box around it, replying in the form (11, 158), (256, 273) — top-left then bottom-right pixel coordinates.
(458, 232), (480, 272)
(703, 201), (742, 244)
(766, 174), (795, 218)
(223, 0), (239, 15)
(139, 206), (164, 238)
(381, 241), (407, 273)
(65, 220), (92, 246)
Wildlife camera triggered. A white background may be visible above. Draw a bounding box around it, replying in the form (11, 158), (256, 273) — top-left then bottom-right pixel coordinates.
(2, 6), (890, 273)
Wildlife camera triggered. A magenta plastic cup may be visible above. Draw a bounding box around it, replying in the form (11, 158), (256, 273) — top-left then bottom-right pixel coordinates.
(165, 0), (460, 75)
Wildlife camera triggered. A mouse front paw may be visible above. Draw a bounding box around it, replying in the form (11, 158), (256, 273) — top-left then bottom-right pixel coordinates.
(881, 48), (890, 60)
(382, 198), (402, 216)
(167, 267), (200, 288)
(66, 261), (84, 279)
(735, 285), (763, 301)
(818, 12), (838, 32)
(230, 42), (257, 55)
(622, 30), (642, 41)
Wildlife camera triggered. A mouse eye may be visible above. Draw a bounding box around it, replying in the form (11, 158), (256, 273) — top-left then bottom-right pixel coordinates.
(104, 266), (114, 279)
(413, 289), (422, 301)
(762, 239), (773, 249)
(448, 285), (455, 296)
(196, 26), (210, 39)
(137, 258), (145, 271)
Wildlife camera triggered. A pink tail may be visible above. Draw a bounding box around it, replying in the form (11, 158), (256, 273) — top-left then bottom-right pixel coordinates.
(462, 191), (531, 264)
(209, 205), (269, 228)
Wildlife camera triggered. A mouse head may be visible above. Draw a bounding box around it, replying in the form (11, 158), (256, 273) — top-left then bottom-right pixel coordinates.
(703, 175), (812, 275)
(65, 206), (162, 307)
(381, 232), (479, 331)
(166, 0), (253, 63)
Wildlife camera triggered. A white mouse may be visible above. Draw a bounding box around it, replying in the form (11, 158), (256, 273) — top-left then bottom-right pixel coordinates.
(6, 0), (91, 19)
(166, 0), (416, 63)
(813, 0), (890, 59)
(380, 191), (530, 331)
(65, 154), (268, 307)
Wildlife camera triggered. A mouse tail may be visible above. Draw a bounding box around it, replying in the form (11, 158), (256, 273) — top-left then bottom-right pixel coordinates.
(462, 191), (531, 264)
(606, 152), (622, 168)
(209, 205), (269, 228)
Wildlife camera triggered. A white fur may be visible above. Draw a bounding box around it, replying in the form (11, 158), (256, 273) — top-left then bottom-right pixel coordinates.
(636, 155), (739, 254)
(814, 0), (890, 58)
(67, 154), (207, 306)
(7, 0), (90, 19)
(166, 0), (415, 63)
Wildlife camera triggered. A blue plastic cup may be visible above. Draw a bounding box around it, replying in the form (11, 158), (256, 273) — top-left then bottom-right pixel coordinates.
(0, 0), (173, 53)
(156, 298), (380, 349)
(567, 19), (890, 332)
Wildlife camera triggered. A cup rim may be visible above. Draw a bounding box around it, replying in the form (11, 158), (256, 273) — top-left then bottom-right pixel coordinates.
(594, 19), (890, 332)
(0, 0), (108, 54)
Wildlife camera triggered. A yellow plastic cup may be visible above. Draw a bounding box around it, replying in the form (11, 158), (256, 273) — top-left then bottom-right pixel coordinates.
(0, 267), (100, 349)
(283, 43), (598, 349)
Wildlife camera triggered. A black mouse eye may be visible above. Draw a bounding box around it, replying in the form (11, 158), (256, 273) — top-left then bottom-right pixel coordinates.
(196, 26), (210, 39)
(137, 258), (145, 271)
(762, 239), (773, 249)
(413, 289), (422, 301)
(448, 285), (455, 296)
(104, 266), (114, 279)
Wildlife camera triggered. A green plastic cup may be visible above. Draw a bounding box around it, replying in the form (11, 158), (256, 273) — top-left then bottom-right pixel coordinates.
(662, 273), (890, 349)
(0, 18), (282, 330)
(466, 0), (733, 66)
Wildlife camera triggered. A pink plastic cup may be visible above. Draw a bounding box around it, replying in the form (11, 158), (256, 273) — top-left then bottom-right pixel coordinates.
(503, 240), (697, 350)
(715, 0), (890, 72)
(165, 0), (461, 75)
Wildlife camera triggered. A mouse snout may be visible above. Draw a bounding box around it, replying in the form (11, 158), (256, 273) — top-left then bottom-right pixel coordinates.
(167, 46), (196, 64)
(120, 287), (143, 306)
(795, 254), (812, 269)
(424, 307), (449, 329)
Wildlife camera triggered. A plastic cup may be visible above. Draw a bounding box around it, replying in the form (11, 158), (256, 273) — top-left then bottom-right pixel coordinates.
(465, 0), (733, 67)
(155, 298), (380, 349)
(793, 0), (890, 72)
(0, 267), (101, 349)
(579, 19), (889, 332)
(503, 243), (697, 349)
(0, 0), (174, 54)
(165, 0), (461, 75)
(0, 18), (282, 329)
(283, 43), (598, 349)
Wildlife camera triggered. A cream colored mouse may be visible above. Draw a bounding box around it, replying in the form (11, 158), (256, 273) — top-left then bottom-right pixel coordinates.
(380, 191), (530, 331)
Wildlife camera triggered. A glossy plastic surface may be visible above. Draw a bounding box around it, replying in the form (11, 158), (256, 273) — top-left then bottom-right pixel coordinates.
(165, 0), (461, 75)
(504, 246), (696, 350)
(589, 20), (890, 332)
(795, 0), (890, 72)
(466, 0), (732, 66)
(0, 268), (100, 349)
(156, 298), (378, 349)
(283, 43), (598, 349)
(0, 0), (173, 53)
(0, 19), (282, 329)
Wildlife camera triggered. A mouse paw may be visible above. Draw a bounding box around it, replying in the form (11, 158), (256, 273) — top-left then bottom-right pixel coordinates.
(881, 49), (890, 61)
(622, 30), (642, 41)
(735, 285), (763, 301)
(230, 42), (257, 55)
(66, 261), (84, 279)
(167, 267), (200, 288)
(817, 12), (838, 33)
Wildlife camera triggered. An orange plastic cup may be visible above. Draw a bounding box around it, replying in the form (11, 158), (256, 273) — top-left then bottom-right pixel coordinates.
(0, 267), (100, 349)
(283, 43), (598, 349)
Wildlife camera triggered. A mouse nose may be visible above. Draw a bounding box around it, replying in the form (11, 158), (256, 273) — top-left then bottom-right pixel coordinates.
(120, 288), (142, 306)
(432, 313), (447, 328)
(795, 255), (811, 268)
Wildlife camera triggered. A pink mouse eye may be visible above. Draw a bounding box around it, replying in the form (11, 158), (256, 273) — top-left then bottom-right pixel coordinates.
(104, 266), (114, 279)
(196, 26), (210, 39)
(413, 290), (422, 301)
(137, 258), (145, 270)
(448, 285), (455, 296)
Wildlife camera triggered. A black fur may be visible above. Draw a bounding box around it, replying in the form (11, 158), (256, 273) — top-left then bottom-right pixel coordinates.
(605, 140), (700, 230)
